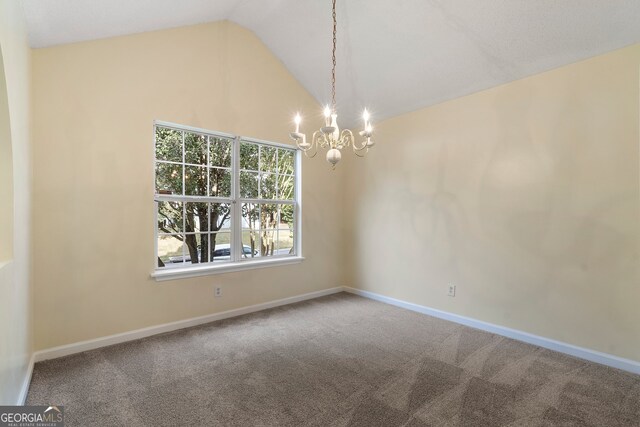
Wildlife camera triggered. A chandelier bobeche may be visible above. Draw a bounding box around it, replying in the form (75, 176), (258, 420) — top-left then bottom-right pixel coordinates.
(289, 0), (375, 168)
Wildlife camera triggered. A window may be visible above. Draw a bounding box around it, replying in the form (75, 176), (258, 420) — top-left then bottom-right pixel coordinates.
(153, 121), (301, 280)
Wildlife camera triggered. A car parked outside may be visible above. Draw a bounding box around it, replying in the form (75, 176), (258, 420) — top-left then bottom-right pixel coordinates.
(168, 244), (257, 263)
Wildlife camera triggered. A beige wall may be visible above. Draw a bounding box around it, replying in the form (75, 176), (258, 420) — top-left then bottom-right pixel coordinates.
(32, 21), (347, 350)
(0, 46), (13, 261)
(345, 44), (640, 362)
(0, 0), (32, 404)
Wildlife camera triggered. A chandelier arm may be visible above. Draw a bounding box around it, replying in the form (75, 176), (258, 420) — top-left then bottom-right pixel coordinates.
(313, 130), (330, 150)
(301, 135), (319, 159)
(291, 134), (314, 154)
(302, 131), (327, 158)
(337, 129), (354, 150)
(303, 147), (319, 159)
(298, 144), (318, 159)
(352, 137), (369, 152)
(353, 147), (368, 157)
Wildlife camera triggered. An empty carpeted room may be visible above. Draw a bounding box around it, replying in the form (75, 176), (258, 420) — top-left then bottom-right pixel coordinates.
(1, 0), (640, 426)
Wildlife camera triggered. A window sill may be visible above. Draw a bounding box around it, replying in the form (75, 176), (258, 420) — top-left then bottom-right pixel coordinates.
(151, 256), (305, 282)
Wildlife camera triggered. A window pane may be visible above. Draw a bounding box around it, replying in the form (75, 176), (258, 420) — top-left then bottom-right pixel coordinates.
(240, 142), (258, 170)
(260, 146), (277, 172)
(209, 136), (232, 168)
(260, 229), (276, 257)
(260, 173), (276, 199)
(184, 233), (207, 264)
(277, 174), (294, 200)
(209, 167), (231, 198)
(240, 171), (259, 198)
(155, 128), (182, 163)
(279, 204), (294, 230)
(260, 204), (278, 230)
(241, 230), (260, 259)
(210, 232), (231, 262)
(156, 162), (183, 195)
(185, 202), (208, 233)
(276, 229), (294, 256)
(158, 201), (183, 233)
(184, 165), (207, 196)
(241, 203), (260, 230)
(184, 132), (208, 165)
(158, 234), (184, 267)
(278, 149), (294, 175)
(241, 203), (260, 259)
(209, 203), (231, 232)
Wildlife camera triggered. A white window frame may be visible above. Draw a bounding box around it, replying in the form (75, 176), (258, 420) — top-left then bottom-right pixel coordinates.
(151, 120), (303, 281)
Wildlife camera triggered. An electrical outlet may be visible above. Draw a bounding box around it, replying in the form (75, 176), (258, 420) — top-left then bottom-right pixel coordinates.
(447, 285), (456, 297)
(214, 286), (222, 298)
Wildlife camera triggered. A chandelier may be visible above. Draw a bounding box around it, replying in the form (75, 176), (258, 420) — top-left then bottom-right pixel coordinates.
(289, 0), (375, 168)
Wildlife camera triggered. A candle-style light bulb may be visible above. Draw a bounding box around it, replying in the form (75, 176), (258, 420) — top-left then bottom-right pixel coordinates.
(294, 113), (301, 133)
(366, 123), (372, 133)
(323, 105), (331, 126)
(363, 109), (370, 126)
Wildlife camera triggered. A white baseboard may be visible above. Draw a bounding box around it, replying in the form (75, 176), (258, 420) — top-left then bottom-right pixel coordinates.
(30, 285), (640, 377)
(33, 286), (344, 363)
(17, 353), (35, 405)
(344, 287), (640, 375)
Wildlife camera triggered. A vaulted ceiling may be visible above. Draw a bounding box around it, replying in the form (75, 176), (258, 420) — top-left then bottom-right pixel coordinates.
(21, 0), (640, 125)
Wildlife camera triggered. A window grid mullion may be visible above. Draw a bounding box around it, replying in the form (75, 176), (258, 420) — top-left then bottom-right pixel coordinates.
(206, 135), (211, 264)
(258, 145), (262, 199)
(156, 159), (232, 169)
(155, 195), (233, 203)
(238, 198), (295, 205)
(258, 205), (262, 258)
(232, 136), (241, 262)
(207, 202), (211, 263)
(181, 130), (186, 263)
(207, 135), (210, 199)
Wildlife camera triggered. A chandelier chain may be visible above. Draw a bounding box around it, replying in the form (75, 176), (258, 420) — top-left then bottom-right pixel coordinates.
(331, 0), (337, 111)
(288, 0), (375, 168)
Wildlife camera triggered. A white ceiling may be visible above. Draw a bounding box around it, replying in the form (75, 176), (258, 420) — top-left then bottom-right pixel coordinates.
(21, 0), (640, 126)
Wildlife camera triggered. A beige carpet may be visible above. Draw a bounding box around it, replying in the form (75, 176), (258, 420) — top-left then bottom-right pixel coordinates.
(27, 292), (640, 426)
